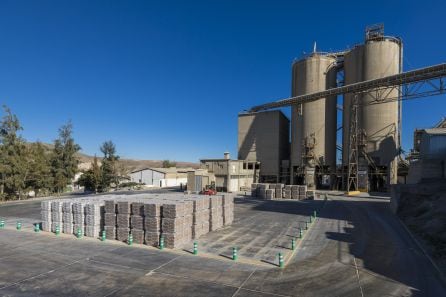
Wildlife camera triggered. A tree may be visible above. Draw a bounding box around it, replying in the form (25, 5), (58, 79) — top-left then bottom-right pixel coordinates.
(0, 106), (29, 200)
(77, 155), (101, 192)
(51, 122), (81, 194)
(99, 140), (120, 191)
(26, 142), (52, 196)
(162, 160), (176, 168)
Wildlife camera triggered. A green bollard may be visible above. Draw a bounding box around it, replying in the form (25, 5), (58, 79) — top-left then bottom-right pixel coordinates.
(232, 247), (238, 261)
(313, 210), (317, 218)
(76, 228), (82, 239)
(278, 252), (284, 268)
(101, 230), (106, 241)
(299, 228), (303, 239)
(193, 242), (198, 255)
(16, 221), (22, 230)
(128, 233), (133, 246)
(0, 218), (5, 229)
(291, 238), (296, 250)
(34, 223), (40, 233)
(55, 225), (60, 236)
(305, 221), (308, 230)
(309, 216), (313, 223)
(159, 236), (164, 250)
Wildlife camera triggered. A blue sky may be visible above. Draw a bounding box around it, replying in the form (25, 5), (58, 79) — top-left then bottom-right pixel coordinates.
(0, 0), (445, 162)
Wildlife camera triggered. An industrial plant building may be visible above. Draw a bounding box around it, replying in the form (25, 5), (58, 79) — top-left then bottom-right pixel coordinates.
(238, 110), (290, 183)
(199, 153), (259, 192)
(238, 25), (404, 192)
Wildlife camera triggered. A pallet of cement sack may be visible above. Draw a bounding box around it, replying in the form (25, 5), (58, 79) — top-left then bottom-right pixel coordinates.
(162, 217), (185, 233)
(85, 225), (101, 237)
(130, 215), (143, 229)
(209, 195), (223, 208)
(291, 185), (299, 199)
(162, 203), (186, 218)
(51, 212), (63, 226)
(41, 210), (51, 222)
(117, 201), (131, 214)
(210, 218), (223, 231)
(41, 201), (51, 212)
(223, 213), (234, 225)
(117, 214), (130, 228)
(62, 212), (73, 224)
(41, 221), (51, 232)
(183, 226), (192, 241)
(162, 232), (184, 249)
(85, 214), (101, 226)
(283, 190), (292, 199)
(144, 202), (162, 217)
(144, 216), (161, 232)
(210, 207), (222, 218)
(72, 202), (85, 214)
(85, 203), (103, 216)
(145, 231), (160, 246)
(185, 197), (205, 212)
(265, 189), (275, 200)
(131, 202), (144, 216)
(73, 213), (84, 225)
(298, 185), (307, 195)
(104, 226), (116, 239)
(131, 229), (144, 244)
(104, 213), (116, 226)
(222, 194), (234, 206)
(62, 201), (72, 213)
(104, 200), (116, 213)
(73, 224), (84, 235)
(51, 201), (63, 212)
(117, 227), (130, 242)
(306, 190), (316, 200)
(63, 223), (73, 234)
(258, 189), (266, 199)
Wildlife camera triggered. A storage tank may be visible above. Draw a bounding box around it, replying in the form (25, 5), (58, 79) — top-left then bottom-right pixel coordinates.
(343, 36), (402, 185)
(290, 53), (337, 182)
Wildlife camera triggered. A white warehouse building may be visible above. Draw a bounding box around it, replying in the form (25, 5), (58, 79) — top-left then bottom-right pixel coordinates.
(129, 167), (191, 188)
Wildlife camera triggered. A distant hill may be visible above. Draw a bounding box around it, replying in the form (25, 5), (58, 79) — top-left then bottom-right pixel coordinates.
(77, 154), (199, 172)
(29, 142), (200, 172)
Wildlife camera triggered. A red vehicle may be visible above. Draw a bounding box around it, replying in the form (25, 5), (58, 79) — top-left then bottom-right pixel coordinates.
(200, 183), (217, 195)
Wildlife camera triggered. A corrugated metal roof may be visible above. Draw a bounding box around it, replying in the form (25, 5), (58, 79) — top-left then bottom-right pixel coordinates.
(130, 167), (195, 174)
(423, 128), (446, 135)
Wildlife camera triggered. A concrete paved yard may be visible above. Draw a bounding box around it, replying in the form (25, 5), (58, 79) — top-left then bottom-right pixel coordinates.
(0, 194), (445, 296)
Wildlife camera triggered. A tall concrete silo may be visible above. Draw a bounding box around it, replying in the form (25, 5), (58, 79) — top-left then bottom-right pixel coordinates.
(343, 30), (402, 190)
(290, 53), (337, 187)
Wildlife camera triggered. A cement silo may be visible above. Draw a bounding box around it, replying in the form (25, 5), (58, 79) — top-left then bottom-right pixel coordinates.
(343, 34), (402, 190)
(290, 53), (337, 187)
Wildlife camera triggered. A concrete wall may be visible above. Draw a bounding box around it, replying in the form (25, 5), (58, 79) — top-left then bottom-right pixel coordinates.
(238, 110), (290, 179)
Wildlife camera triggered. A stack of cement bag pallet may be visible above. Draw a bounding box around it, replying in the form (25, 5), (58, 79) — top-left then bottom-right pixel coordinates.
(85, 202), (104, 237)
(251, 183), (311, 201)
(161, 201), (193, 248)
(51, 201), (63, 232)
(187, 196), (210, 239)
(209, 196), (223, 231)
(40, 193), (235, 249)
(283, 185), (292, 199)
(62, 201), (73, 234)
(117, 201), (131, 242)
(222, 194), (234, 225)
(41, 201), (51, 232)
(144, 201), (162, 246)
(104, 200), (117, 239)
(130, 201), (145, 244)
